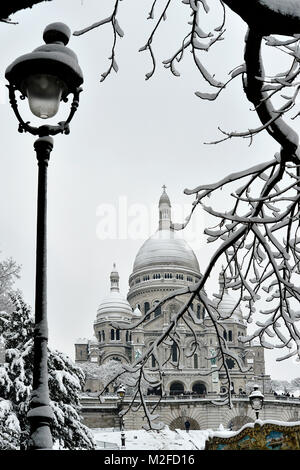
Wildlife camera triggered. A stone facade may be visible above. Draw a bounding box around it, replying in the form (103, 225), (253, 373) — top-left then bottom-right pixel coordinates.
(80, 395), (300, 431)
(75, 188), (270, 397)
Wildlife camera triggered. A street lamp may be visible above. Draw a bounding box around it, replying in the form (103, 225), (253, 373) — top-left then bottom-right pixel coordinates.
(249, 384), (264, 420)
(5, 22), (83, 450)
(117, 384), (126, 449)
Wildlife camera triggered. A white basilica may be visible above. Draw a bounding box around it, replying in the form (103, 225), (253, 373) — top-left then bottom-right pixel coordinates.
(75, 188), (268, 396)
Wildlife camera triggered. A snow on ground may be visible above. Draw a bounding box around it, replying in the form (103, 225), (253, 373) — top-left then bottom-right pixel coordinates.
(92, 426), (217, 450)
(92, 418), (300, 451)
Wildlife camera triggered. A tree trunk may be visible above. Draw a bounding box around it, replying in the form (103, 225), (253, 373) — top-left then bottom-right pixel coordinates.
(223, 0), (300, 35)
(0, 1), (53, 21)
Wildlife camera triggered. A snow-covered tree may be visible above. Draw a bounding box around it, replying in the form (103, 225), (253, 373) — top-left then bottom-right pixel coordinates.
(0, 294), (96, 450)
(0, 257), (20, 312)
(80, 359), (148, 396)
(73, 1), (300, 426)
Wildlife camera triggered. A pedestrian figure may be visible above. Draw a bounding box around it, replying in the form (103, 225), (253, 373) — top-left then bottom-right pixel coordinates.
(185, 420), (190, 433)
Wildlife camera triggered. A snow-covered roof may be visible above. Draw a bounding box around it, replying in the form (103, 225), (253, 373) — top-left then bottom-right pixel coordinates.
(132, 229), (200, 274)
(75, 338), (89, 344)
(214, 291), (244, 323)
(133, 305), (142, 317)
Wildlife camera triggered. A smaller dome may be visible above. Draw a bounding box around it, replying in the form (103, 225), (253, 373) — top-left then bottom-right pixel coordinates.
(133, 305), (142, 317)
(90, 335), (98, 345)
(96, 265), (133, 321)
(214, 270), (244, 323)
(216, 292), (243, 322)
(97, 291), (133, 318)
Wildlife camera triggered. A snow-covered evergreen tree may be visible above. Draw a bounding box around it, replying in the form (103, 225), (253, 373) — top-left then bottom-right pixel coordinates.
(80, 359), (131, 391)
(0, 294), (96, 450)
(0, 257), (20, 313)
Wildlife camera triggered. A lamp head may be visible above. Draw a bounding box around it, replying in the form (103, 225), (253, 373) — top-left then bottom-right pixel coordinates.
(5, 23), (83, 120)
(249, 385), (264, 411)
(117, 385), (126, 400)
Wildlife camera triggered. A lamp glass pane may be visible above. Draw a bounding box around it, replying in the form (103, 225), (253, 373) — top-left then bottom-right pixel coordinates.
(251, 397), (262, 410)
(24, 74), (65, 119)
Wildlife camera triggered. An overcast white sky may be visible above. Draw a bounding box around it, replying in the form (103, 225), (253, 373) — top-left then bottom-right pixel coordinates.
(0, 0), (298, 381)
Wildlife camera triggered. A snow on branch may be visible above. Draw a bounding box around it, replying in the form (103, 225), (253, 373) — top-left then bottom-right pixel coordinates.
(74, 0), (300, 427)
(73, 0), (124, 82)
(104, 141), (300, 426)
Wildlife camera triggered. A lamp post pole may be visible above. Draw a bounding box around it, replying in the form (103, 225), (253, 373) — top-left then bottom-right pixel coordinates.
(27, 136), (53, 449)
(117, 384), (126, 450)
(5, 22), (83, 450)
(249, 385), (264, 421)
(120, 415), (126, 449)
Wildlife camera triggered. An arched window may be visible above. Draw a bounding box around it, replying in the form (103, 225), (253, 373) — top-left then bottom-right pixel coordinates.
(228, 330), (233, 342)
(194, 354), (198, 369)
(155, 305), (162, 317)
(151, 355), (156, 368)
(116, 329), (120, 341)
(171, 342), (178, 362)
(126, 331), (129, 342)
(190, 302), (194, 311)
(98, 331), (102, 342)
(223, 330), (227, 341)
(111, 329), (115, 341)
(144, 301), (151, 320)
(170, 382), (184, 395)
(164, 272), (173, 279)
(192, 382), (207, 395)
(197, 304), (201, 319)
(154, 300), (161, 317)
(102, 330), (105, 341)
(153, 273), (161, 279)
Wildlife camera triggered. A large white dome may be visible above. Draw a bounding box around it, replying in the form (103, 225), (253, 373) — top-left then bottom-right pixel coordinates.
(133, 229), (200, 274)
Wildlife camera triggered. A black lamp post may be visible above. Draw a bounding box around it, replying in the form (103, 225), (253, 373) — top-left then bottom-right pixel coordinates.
(5, 22), (83, 450)
(117, 384), (126, 449)
(249, 384), (264, 420)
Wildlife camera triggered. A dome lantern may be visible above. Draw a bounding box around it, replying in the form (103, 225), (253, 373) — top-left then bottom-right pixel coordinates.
(159, 185), (171, 231)
(110, 263), (120, 292)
